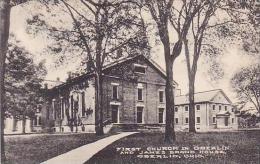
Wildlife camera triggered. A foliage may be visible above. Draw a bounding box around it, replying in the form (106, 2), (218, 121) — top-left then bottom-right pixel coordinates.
(4, 37), (47, 119)
(25, 0), (150, 135)
(231, 64), (260, 112)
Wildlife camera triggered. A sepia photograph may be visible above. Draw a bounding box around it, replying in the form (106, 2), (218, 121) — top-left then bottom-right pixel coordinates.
(0, 0), (259, 164)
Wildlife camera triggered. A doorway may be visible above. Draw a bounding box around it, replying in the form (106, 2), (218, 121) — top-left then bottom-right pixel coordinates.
(137, 106), (143, 123)
(111, 105), (119, 123)
(224, 117), (229, 126)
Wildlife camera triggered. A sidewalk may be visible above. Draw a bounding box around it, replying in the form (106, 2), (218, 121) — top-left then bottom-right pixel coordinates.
(41, 132), (138, 164)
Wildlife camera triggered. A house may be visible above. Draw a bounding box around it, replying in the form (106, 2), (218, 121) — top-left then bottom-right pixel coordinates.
(41, 55), (177, 132)
(4, 105), (43, 134)
(174, 89), (239, 131)
(40, 55), (239, 133)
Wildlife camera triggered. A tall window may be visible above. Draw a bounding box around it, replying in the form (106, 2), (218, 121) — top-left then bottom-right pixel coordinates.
(185, 117), (189, 124)
(232, 118), (234, 124)
(213, 105), (215, 110)
(112, 85), (118, 100)
(196, 105), (200, 111)
(175, 118), (179, 124)
(159, 91), (164, 103)
(219, 105), (221, 111)
(111, 105), (119, 123)
(38, 116), (42, 125)
(213, 117), (216, 123)
(137, 107), (143, 123)
(137, 88), (143, 101)
(175, 107), (178, 112)
(196, 117), (201, 124)
(225, 106), (227, 111)
(82, 92), (86, 116)
(185, 106), (189, 112)
(158, 108), (164, 123)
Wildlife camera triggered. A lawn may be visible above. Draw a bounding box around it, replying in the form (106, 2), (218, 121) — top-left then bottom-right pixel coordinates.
(4, 132), (112, 164)
(87, 130), (260, 164)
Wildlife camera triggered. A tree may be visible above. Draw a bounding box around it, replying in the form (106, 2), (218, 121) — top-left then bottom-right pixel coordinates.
(181, 0), (254, 132)
(5, 38), (46, 134)
(144, 0), (201, 142)
(0, 0), (11, 161)
(231, 64), (260, 113)
(27, 0), (149, 135)
(181, 0), (223, 133)
(1, 0), (35, 160)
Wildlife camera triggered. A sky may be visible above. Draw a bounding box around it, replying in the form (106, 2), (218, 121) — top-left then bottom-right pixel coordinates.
(9, 2), (259, 102)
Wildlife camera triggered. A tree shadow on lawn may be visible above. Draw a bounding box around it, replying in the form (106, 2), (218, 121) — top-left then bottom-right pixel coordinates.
(86, 131), (260, 164)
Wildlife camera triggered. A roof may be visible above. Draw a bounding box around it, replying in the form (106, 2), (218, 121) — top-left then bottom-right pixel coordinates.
(50, 55), (178, 90)
(216, 111), (231, 116)
(175, 89), (232, 105)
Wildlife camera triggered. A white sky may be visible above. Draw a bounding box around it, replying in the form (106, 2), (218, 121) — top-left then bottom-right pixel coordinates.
(9, 2), (258, 102)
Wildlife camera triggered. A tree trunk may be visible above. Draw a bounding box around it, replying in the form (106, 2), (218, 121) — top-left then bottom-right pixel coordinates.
(95, 73), (104, 135)
(188, 74), (196, 133)
(164, 44), (176, 143)
(0, 0), (11, 162)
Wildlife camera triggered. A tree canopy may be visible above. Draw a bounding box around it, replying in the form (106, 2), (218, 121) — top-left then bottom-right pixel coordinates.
(231, 64), (260, 113)
(5, 36), (47, 119)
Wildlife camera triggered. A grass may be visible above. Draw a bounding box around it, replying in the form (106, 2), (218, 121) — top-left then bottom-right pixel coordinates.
(4, 132), (113, 164)
(86, 130), (260, 164)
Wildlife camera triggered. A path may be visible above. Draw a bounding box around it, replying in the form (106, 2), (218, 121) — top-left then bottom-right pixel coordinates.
(41, 132), (138, 164)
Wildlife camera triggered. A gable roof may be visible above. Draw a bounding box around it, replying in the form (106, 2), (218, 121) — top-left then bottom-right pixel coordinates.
(50, 55), (178, 90)
(175, 89), (232, 105)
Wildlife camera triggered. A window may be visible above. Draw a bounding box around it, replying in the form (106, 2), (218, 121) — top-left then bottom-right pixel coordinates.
(213, 117), (216, 123)
(225, 106), (227, 111)
(232, 118), (234, 124)
(213, 105), (215, 110)
(158, 108), (164, 123)
(185, 106), (189, 112)
(159, 91), (164, 103)
(175, 118), (179, 124)
(134, 65), (146, 74)
(38, 116), (42, 125)
(196, 105), (200, 111)
(137, 107), (143, 123)
(34, 117), (37, 126)
(175, 107), (178, 112)
(219, 105), (221, 111)
(232, 108), (234, 112)
(137, 88), (143, 101)
(196, 117), (201, 124)
(111, 105), (119, 123)
(82, 92), (86, 117)
(185, 117), (189, 124)
(112, 85), (118, 100)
